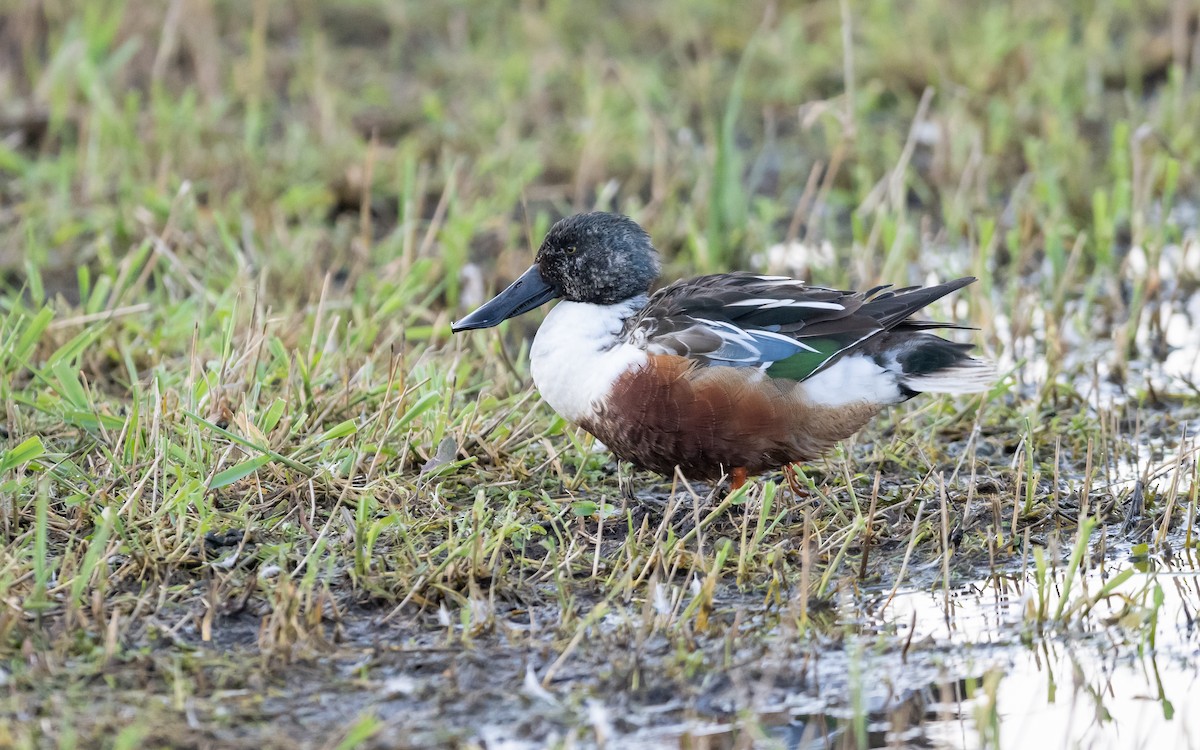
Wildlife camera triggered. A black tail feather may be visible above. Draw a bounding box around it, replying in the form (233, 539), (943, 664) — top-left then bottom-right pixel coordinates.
(861, 276), (976, 331)
(869, 331), (995, 397)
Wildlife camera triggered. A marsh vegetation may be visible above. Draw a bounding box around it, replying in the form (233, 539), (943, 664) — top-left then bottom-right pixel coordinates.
(1, 1), (1198, 747)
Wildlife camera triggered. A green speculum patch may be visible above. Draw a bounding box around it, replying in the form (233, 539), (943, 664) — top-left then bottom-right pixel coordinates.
(766, 337), (847, 381)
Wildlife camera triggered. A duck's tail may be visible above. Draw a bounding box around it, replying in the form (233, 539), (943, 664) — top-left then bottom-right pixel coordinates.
(879, 334), (997, 397)
(796, 278), (996, 407)
(859, 277), (996, 398)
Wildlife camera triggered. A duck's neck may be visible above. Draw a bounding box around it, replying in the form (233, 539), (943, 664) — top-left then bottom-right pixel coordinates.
(529, 296), (649, 424)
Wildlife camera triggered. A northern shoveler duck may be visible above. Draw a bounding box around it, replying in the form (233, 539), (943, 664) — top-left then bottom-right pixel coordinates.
(452, 212), (994, 488)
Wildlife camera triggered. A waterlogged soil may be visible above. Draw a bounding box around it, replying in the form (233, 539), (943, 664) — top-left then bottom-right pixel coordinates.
(9, 287), (1200, 748)
(8, 375), (1199, 749)
(10, 523), (1196, 750)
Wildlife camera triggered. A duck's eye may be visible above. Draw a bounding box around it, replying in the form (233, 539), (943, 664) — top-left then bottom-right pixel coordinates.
(565, 245), (577, 254)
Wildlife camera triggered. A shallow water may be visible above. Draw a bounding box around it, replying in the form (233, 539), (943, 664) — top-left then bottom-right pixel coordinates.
(897, 552), (1197, 750)
(611, 539), (1199, 749)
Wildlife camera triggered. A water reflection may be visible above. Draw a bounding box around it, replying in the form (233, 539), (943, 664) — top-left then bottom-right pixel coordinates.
(825, 545), (1196, 749)
(643, 543), (1199, 749)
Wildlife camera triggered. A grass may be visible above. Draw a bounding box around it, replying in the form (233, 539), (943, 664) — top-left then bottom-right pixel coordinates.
(1, 0), (1199, 748)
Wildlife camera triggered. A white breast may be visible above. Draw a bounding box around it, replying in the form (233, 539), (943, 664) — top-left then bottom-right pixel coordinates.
(529, 298), (649, 424)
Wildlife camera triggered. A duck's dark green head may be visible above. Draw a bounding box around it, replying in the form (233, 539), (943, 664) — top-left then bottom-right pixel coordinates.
(451, 212), (661, 331)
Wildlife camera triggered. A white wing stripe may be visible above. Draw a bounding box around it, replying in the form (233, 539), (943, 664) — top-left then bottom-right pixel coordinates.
(725, 298), (844, 310)
(690, 317), (820, 357)
(749, 328), (818, 353)
(690, 318), (756, 345)
(751, 275), (807, 285)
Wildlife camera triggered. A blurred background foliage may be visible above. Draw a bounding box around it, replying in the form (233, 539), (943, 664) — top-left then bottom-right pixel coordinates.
(2, 0), (1195, 311)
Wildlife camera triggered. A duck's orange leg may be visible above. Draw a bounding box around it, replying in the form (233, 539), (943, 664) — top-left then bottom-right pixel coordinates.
(783, 464), (808, 497)
(730, 466), (749, 492)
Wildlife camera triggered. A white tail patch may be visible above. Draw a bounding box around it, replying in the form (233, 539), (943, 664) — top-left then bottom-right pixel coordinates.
(901, 359), (997, 394)
(798, 355), (905, 407)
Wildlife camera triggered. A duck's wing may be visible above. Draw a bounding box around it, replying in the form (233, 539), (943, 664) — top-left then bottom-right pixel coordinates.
(625, 273), (975, 382)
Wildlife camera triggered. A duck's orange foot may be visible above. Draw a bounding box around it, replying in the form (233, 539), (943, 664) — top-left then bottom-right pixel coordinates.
(730, 466), (749, 492)
(783, 464), (809, 498)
